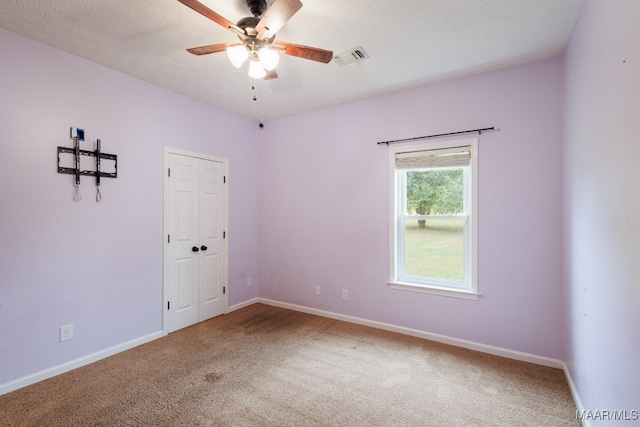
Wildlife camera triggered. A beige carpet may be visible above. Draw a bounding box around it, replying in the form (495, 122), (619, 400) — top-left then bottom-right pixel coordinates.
(0, 304), (579, 426)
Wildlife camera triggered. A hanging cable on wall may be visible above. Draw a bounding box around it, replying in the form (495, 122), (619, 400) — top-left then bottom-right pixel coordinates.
(72, 131), (82, 202)
(95, 139), (102, 202)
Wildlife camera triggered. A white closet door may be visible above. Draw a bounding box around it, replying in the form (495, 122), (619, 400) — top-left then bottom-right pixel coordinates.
(198, 159), (226, 321)
(167, 154), (200, 332)
(166, 152), (227, 333)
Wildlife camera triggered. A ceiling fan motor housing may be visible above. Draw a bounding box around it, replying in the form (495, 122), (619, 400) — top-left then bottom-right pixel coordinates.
(237, 16), (261, 30)
(246, 0), (267, 17)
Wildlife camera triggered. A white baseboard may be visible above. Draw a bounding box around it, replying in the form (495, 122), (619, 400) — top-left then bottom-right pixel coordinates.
(2, 298), (258, 396)
(563, 362), (590, 427)
(227, 297), (258, 313)
(0, 330), (163, 396)
(257, 298), (564, 369)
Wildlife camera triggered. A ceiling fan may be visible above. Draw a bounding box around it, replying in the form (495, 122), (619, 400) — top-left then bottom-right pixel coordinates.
(177, 0), (333, 79)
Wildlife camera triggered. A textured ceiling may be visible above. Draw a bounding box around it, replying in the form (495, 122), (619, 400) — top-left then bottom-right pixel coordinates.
(0, 0), (584, 123)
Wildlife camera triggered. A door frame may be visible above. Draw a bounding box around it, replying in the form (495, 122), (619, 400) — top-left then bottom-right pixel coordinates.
(162, 147), (229, 335)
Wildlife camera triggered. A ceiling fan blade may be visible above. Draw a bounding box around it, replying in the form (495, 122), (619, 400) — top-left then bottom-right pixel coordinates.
(177, 0), (241, 33)
(255, 0), (303, 40)
(187, 42), (233, 56)
(264, 69), (279, 80)
(273, 41), (333, 64)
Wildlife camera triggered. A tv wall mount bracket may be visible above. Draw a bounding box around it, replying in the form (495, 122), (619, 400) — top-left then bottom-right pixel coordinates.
(57, 127), (118, 202)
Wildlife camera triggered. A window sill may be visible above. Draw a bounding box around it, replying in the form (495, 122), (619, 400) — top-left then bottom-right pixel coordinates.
(387, 281), (480, 300)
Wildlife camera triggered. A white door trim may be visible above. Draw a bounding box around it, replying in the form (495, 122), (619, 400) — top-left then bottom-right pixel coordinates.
(163, 147), (229, 335)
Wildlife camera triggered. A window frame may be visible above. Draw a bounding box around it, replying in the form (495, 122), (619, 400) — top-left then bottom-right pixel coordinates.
(388, 137), (479, 300)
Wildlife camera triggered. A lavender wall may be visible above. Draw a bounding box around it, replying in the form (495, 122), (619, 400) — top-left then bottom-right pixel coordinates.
(563, 0), (640, 420)
(258, 58), (566, 359)
(0, 30), (259, 386)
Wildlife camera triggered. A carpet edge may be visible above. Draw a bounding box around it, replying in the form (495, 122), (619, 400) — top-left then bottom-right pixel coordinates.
(0, 330), (163, 396)
(257, 298), (564, 368)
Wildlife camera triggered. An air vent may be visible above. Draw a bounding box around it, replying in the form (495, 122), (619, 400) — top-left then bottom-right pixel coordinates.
(333, 46), (370, 66)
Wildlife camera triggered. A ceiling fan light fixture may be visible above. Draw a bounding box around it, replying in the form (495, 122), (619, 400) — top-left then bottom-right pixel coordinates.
(227, 44), (249, 68)
(258, 47), (279, 71)
(179, 0), (334, 80)
(248, 58), (267, 79)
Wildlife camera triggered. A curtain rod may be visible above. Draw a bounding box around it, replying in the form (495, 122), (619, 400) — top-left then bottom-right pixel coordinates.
(377, 127), (495, 146)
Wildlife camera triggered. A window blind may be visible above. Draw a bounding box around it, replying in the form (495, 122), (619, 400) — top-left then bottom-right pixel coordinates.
(395, 146), (471, 170)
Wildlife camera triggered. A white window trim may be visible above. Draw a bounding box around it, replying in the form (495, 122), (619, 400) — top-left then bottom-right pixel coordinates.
(388, 137), (479, 300)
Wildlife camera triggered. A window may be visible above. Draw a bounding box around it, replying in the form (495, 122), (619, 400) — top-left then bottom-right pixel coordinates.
(389, 137), (478, 299)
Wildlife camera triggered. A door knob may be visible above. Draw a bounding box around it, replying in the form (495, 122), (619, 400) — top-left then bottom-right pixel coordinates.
(192, 246), (199, 252)
(200, 245), (208, 251)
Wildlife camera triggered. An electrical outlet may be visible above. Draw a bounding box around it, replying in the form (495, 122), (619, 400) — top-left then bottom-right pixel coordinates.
(246, 277), (252, 287)
(341, 289), (349, 301)
(315, 285), (321, 296)
(60, 324), (73, 342)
